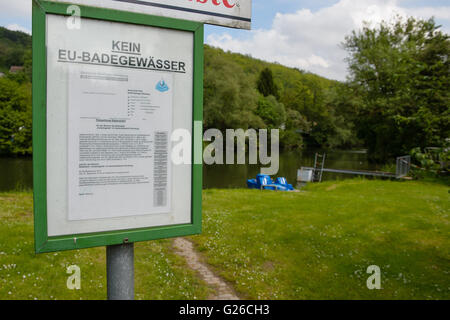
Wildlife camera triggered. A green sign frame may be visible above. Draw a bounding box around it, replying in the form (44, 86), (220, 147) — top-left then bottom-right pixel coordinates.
(32, 0), (203, 254)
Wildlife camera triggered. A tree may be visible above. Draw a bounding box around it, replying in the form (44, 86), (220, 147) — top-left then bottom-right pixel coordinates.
(0, 77), (32, 155)
(203, 46), (264, 131)
(255, 95), (286, 129)
(343, 16), (450, 162)
(257, 68), (279, 99)
(281, 109), (311, 150)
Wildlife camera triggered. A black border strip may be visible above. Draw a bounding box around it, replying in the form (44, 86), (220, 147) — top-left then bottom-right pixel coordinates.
(112, 0), (251, 23)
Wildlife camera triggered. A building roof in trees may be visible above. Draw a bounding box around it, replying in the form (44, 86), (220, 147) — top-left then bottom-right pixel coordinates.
(9, 66), (24, 73)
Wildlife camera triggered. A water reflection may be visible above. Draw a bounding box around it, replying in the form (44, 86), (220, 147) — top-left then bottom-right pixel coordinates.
(0, 157), (33, 191)
(203, 150), (381, 189)
(0, 150), (381, 191)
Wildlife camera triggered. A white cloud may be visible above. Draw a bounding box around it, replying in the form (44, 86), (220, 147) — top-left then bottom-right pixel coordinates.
(0, 0), (31, 34)
(207, 0), (450, 81)
(405, 6), (450, 21)
(0, 0), (31, 17)
(6, 24), (31, 35)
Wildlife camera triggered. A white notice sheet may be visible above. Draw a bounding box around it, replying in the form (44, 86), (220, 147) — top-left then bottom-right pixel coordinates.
(68, 67), (173, 221)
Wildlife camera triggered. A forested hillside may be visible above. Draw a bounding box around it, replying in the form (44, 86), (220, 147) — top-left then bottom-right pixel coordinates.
(0, 17), (448, 166)
(204, 45), (357, 150)
(0, 27), (31, 74)
(0, 27), (357, 156)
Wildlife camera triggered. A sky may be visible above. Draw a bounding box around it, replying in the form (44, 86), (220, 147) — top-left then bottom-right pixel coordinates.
(1, 0), (449, 81)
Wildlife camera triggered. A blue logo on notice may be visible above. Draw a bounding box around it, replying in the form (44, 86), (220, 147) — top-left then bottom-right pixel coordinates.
(156, 80), (169, 92)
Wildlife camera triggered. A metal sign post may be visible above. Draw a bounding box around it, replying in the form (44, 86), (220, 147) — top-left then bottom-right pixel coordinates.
(107, 244), (134, 300)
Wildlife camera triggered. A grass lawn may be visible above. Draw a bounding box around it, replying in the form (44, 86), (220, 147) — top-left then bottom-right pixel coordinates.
(192, 179), (450, 300)
(0, 179), (448, 300)
(0, 192), (211, 300)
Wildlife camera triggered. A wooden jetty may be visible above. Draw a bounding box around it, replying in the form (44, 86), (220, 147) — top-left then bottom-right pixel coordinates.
(298, 154), (411, 182)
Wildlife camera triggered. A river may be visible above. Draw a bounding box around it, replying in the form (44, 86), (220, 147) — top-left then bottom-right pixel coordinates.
(0, 150), (381, 191)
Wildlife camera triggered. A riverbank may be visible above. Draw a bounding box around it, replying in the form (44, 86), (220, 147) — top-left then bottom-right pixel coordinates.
(0, 179), (448, 299)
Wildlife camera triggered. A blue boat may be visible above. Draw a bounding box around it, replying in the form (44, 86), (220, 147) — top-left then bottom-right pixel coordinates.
(247, 174), (294, 191)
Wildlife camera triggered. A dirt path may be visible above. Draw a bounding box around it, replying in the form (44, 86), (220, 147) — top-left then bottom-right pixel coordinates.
(173, 237), (240, 300)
